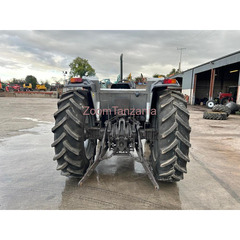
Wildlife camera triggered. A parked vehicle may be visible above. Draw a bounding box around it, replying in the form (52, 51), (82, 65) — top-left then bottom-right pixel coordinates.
(0, 80), (3, 92)
(36, 84), (47, 91)
(23, 83), (32, 91)
(4, 84), (21, 92)
(100, 79), (111, 88)
(11, 84), (21, 91)
(206, 86), (238, 108)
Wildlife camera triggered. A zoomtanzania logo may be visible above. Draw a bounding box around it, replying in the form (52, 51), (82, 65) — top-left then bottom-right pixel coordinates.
(83, 106), (156, 116)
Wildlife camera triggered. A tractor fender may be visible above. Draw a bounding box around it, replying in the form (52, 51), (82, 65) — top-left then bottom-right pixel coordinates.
(63, 77), (100, 121)
(149, 80), (180, 122)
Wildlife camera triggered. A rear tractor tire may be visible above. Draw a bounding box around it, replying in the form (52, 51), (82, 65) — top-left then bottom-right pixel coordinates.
(150, 90), (191, 182)
(52, 90), (96, 178)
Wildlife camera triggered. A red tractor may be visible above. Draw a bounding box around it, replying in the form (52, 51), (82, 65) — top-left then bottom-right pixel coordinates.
(11, 84), (21, 91)
(217, 92), (234, 104)
(0, 80), (3, 92)
(5, 84), (21, 92)
(206, 86), (237, 108)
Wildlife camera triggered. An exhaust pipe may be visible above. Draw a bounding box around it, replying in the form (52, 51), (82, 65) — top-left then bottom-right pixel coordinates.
(120, 54), (123, 82)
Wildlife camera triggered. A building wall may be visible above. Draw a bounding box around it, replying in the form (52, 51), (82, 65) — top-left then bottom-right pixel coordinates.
(181, 70), (193, 103)
(182, 70), (193, 89)
(179, 51), (240, 104)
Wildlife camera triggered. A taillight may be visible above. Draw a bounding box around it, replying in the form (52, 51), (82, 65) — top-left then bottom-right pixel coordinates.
(163, 78), (177, 84)
(70, 77), (83, 83)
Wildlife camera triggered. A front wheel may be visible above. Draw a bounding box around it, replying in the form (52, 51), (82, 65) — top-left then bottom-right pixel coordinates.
(150, 90), (191, 182)
(206, 100), (215, 109)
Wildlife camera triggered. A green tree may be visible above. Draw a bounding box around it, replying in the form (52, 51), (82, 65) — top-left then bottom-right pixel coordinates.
(69, 57), (96, 77)
(166, 68), (180, 77)
(153, 74), (166, 78)
(25, 75), (38, 89)
(43, 80), (50, 89)
(9, 78), (25, 86)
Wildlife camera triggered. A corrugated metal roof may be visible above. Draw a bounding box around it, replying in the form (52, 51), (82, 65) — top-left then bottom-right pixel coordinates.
(173, 49), (240, 77)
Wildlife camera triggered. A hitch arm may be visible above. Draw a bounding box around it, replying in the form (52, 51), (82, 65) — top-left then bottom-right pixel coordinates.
(136, 125), (159, 190)
(78, 123), (108, 187)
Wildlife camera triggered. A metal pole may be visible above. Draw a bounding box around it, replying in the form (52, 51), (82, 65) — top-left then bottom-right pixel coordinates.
(177, 48), (186, 72)
(63, 71), (67, 85)
(120, 54), (123, 82)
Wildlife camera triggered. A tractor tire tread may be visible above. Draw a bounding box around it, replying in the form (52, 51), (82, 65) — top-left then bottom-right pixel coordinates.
(212, 104), (231, 116)
(203, 111), (228, 120)
(151, 89), (191, 182)
(52, 90), (96, 178)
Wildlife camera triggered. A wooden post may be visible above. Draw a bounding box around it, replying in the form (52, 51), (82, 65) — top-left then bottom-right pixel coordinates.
(237, 71), (240, 104)
(209, 69), (215, 100)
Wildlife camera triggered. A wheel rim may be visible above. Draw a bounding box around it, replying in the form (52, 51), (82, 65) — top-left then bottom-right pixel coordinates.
(84, 115), (90, 154)
(208, 101), (214, 108)
(83, 114), (95, 160)
(84, 139), (89, 149)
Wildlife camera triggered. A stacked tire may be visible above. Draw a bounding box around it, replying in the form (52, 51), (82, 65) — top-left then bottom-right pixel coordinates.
(225, 102), (240, 114)
(203, 111), (228, 120)
(203, 104), (230, 120)
(212, 104), (231, 116)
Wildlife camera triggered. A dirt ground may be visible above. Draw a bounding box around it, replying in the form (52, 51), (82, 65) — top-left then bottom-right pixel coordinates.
(0, 97), (240, 210)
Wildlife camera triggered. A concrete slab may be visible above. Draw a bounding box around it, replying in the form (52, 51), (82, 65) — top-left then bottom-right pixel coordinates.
(0, 98), (240, 209)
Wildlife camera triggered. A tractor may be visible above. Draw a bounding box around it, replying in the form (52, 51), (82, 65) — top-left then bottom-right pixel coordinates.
(206, 86), (238, 108)
(100, 79), (111, 88)
(52, 54), (191, 189)
(5, 84), (21, 92)
(23, 83), (33, 91)
(0, 80), (4, 92)
(36, 84), (47, 91)
(11, 84), (21, 91)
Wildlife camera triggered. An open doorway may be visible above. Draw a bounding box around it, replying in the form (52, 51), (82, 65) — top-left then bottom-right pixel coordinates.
(213, 63), (239, 102)
(194, 70), (211, 105)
